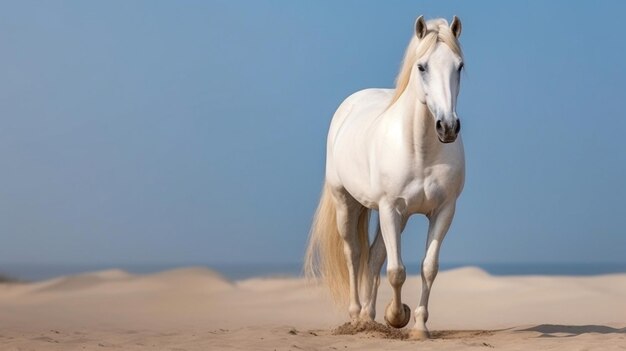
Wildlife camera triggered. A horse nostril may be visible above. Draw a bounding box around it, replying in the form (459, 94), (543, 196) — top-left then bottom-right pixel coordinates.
(436, 120), (443, 132)
(455, 120), (461, 134)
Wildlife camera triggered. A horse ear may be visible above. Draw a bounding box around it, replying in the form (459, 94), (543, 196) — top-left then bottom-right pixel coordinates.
(415, 15), (427, 39)
(450, 16), (462, 38)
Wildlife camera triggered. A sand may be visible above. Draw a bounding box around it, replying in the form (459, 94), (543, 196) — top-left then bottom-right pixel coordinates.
(0, 266), (625, 350)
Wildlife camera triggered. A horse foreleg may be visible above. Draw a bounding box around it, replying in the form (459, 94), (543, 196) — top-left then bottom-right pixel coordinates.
(379, 205), (411, 328)
(411, 203), (456, 339)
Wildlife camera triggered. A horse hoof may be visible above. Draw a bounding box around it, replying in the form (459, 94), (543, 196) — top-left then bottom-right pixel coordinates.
(409, 328), (430, 340)
(384, 303), (411, 328)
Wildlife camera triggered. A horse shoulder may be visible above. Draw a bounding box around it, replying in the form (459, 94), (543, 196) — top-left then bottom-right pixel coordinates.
(421, 142), (466, 207)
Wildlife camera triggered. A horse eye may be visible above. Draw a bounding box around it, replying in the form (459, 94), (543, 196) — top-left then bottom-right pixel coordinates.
(458, 62), (464, 72)
(417, 64), (426, 72)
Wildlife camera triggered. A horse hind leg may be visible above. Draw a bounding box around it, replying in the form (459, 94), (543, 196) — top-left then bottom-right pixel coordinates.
(359, 217), (385, 321)
(333, 190), (366, 320)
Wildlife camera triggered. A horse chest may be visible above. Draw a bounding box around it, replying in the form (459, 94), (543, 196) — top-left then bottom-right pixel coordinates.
(394, 162), (463, 215)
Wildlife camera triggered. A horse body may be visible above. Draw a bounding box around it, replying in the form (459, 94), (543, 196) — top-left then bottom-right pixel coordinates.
(306, 16), (465, 338)
(327, 88), (464, 214)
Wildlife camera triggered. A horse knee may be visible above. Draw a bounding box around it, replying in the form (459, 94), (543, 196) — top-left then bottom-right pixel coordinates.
(387, 266), (406, 288)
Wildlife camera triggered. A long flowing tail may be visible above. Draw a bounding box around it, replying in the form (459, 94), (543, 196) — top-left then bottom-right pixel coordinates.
(304, 182), (370, 305)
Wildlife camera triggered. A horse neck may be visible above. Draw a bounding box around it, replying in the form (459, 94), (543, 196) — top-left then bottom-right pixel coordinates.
(392, 71), (442, 157)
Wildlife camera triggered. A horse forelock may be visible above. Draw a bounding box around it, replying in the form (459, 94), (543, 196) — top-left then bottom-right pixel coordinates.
(388, 19), (463, 108)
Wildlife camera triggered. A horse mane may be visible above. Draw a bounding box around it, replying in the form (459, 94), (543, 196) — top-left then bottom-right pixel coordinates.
(389, 18), (464, 107)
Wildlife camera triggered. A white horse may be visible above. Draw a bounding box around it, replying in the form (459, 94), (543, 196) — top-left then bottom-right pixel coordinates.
(305, 16), (465, 338)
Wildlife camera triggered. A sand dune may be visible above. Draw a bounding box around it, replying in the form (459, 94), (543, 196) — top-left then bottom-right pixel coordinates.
(0, 266), (624, 350)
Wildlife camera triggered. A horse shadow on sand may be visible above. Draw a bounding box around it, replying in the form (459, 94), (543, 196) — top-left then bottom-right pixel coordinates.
(517, 324), (626, 338)
(327, 321), (626, 341)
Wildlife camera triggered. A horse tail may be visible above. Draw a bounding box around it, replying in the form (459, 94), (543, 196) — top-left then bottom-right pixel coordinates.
(304, 182), (371, 305)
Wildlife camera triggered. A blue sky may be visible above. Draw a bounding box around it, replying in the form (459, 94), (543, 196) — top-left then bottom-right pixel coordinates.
(0, 1), (625, 265)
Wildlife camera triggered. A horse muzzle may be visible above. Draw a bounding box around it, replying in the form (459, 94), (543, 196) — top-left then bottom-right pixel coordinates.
(435, 118), (460, 143)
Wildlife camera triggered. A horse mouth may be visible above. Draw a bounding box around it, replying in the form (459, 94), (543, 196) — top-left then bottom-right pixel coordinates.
(438, 136), (457, 144)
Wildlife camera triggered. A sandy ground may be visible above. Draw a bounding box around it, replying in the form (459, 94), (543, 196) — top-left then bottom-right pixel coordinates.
(0, 266), (625, 350)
